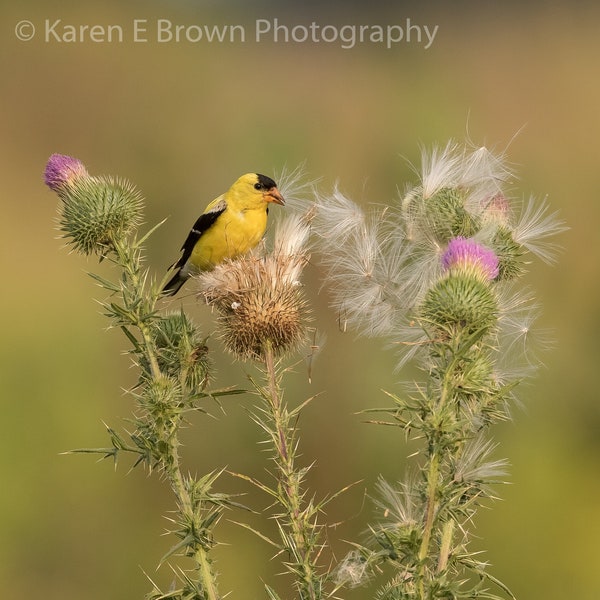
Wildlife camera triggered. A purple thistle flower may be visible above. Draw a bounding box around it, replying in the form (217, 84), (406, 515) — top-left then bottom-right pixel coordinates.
(44, 154), (88, 192)
(442, 237), (499, 281)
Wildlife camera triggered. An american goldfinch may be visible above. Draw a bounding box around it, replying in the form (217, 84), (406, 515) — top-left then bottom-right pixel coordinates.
(162, 173), (285, 295)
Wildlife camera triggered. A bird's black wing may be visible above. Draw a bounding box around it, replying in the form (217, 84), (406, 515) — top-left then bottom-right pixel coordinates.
(172, 199), (227, 270)
(162, 199), (228, 296)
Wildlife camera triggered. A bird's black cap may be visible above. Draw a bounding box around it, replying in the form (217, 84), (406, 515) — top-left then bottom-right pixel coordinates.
(256, 173), (277, 189)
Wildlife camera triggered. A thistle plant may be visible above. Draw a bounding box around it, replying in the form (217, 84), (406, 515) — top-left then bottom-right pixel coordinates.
(197, 209), (340, 600)
(46, 144), (564, 600)
(313, 143), (566, 599)
(45, 154), (235, 600)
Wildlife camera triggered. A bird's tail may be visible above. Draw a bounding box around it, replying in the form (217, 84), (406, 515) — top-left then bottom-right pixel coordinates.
(162, 270), (188, 296)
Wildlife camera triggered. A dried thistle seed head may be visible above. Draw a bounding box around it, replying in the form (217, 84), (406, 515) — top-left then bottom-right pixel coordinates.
(199, 213), (311, 360)
(198, 215), (310, 360)
(512, 196), (568, 265)
(202, 254), (308, 360)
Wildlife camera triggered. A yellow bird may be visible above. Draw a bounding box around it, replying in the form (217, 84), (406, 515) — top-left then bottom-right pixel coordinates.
(162, 173), (285, 295)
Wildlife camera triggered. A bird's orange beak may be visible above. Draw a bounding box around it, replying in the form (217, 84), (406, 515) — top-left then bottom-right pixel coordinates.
(265, 187), (285, 206)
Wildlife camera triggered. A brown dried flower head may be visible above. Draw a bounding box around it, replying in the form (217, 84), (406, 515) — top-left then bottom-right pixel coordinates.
(199, 214), (311, 360)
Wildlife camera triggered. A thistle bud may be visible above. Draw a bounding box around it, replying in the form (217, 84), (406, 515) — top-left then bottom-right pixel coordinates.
(490, 226), (526, 280)
(421, 238), (499, 336)
(145, 312), (210, 392)
(44, 154), (143, 256)
(424, 187), (481, 242)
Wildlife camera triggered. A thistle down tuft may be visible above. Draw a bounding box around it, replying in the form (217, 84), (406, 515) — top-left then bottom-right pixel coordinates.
(198, 213), (311, 360)
(313, 141), (566, 371)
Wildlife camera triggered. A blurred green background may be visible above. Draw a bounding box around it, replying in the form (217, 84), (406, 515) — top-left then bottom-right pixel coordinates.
(2, 1), (599, 598)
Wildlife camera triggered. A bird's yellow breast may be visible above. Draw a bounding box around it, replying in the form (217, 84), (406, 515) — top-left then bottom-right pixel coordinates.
(190, 206), (268, 270)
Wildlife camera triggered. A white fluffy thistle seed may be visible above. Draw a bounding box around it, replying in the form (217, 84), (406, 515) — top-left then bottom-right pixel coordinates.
(312, 142), (565, 376)
(512, 196), (568, 264)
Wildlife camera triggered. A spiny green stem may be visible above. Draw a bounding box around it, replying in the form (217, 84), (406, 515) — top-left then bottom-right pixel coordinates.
(263, 343), (301, 542)
(262, 341), (319, 600)
(169, 458), (192, 515)
(419, 451), (440, 565)
(418, 354), (457, 596)
(437, 519), (454, 573)
(111, 235), (220, 600)
(111, 236), (162, 379)
(197, 545), (220, 600)
(142, 329), (162, 380)
(264, 344), (293, 472)
(161, 411), (220, 600)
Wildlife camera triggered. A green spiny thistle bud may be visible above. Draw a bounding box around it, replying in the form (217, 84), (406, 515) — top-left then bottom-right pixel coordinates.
(135, 375), (184, 463)
(44, 154), (143, 255)
(149, 312), (210, 392)
(421, 238), (499, 336)
(449, 350), (496, 411)
(425, 187), (480, 242)
(142, 375), (182, 425)
(421, 273), (498, 336)
(491, 226), (526, 280)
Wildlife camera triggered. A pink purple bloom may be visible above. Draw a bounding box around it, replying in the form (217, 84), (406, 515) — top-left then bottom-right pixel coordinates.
(442, 237), (499, 281)
(44, 154), (88, 191)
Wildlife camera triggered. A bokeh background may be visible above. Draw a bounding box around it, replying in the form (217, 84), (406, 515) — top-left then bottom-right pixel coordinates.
(2, 1), (599, 598)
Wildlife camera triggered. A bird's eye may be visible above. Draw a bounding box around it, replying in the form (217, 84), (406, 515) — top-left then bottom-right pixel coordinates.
(254, 182), (263, 190)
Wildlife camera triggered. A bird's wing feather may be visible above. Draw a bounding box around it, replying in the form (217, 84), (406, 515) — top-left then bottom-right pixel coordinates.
(172, 198), (227, 269)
